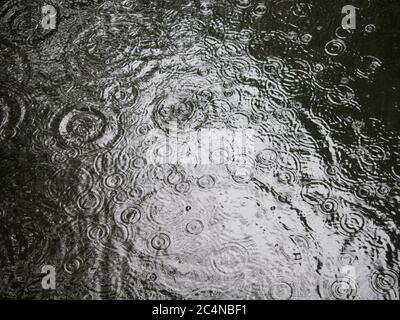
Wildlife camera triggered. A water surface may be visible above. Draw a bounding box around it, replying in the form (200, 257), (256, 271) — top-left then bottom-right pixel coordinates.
(0, 0), (399, 299)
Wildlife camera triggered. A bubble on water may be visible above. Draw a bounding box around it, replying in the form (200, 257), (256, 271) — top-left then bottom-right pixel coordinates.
(291, 2), (312, 18)
(174, 181), (192, 194)
(339, 212), (366, 235)
(335, 27), (353, 40)
(329, 278), (358, 300)
(276, 170), (297, 184)
(327, 84), (355, 106)
(355, 184), (375, 200)
(197, 175), (216, 189)
(208, 99), (233, 120)
(65, 10), (163, 79)
(64, 257), (82, 274)
(252, 2), (267, 17)
(100, 79), (140, 109)
(324, 39), (347, 57)
(319, 198), (339, 215)
(236, 0), (252, 9)
(256, 148), (279, 169)
(364, 24), (376, 33)
(300, 33), (313, 44)
(87, 223), (110, 243)
(103, 172), (127, 190)
(116, 205), (142, 226)
(131, 156), (147, 169)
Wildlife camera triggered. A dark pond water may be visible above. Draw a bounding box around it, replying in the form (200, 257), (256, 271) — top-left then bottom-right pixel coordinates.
(0, 0), (399, 299)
